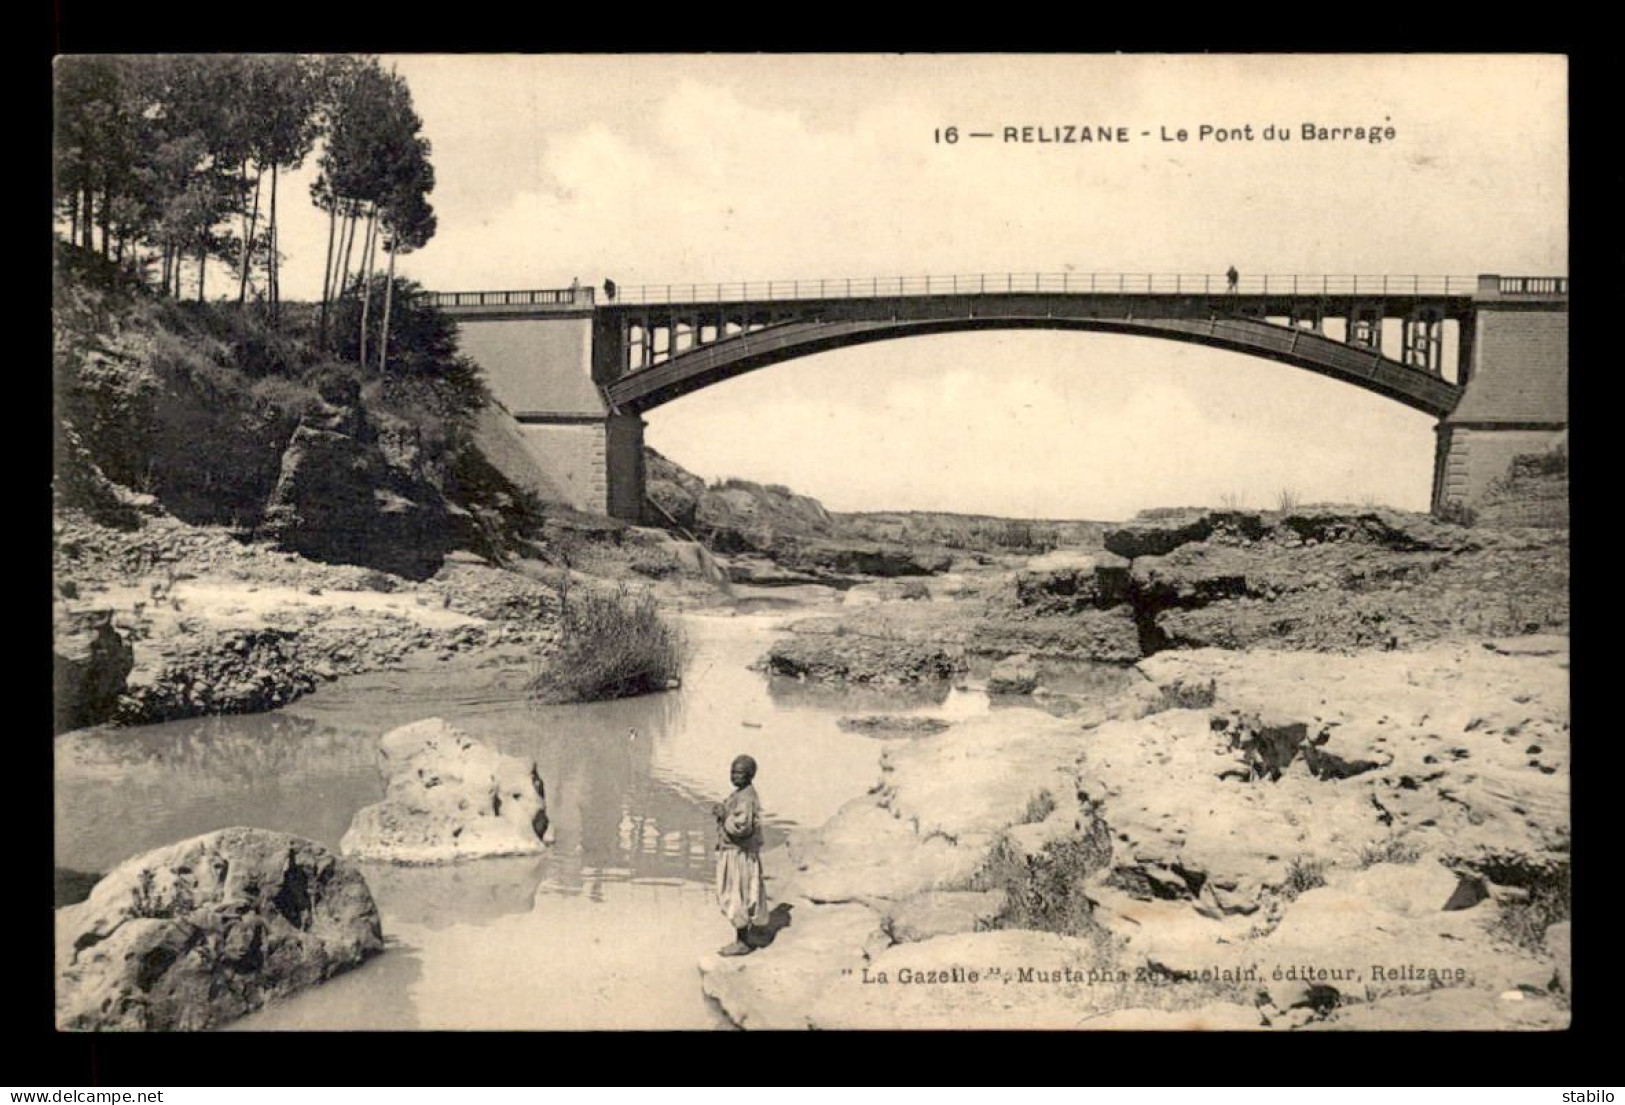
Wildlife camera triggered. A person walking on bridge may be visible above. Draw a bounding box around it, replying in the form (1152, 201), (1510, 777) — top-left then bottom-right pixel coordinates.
(1226, 265), (1239, 293)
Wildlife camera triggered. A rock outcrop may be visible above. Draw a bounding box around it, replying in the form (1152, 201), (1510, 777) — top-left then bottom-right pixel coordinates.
(987, 652), (1040, 695)
(995, 507), (1570, 659)
(340, 719), (550, 863)
(259, 421), (462, 581)
(55, 827), (382, 1031)
(53, 606), (134, 733)
(765, 633), (966, 685)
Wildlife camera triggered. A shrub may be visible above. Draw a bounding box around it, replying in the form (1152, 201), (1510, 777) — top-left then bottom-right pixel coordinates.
(527, 583), (688, 703)
(627, 545), (680, 579)
(975, 823), (1112, 939)
(1490, 867), (1570, 953)
(1276, 487), (1302, 512)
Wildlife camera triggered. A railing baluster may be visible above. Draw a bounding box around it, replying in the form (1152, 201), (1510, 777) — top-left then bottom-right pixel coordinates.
(430, 271), (1556, 312)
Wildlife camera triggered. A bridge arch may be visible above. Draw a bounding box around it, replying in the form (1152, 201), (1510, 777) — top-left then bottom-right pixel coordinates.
(604, 312), (1461, 417)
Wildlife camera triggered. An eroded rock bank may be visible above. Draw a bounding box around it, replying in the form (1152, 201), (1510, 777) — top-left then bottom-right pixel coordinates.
(55, 827), (382, 1031)
(701, 639), (1570, 1031)
(1013, 507), (1569, 660)
(52, 504), (723, 727)
(752, 504), (1568, 691)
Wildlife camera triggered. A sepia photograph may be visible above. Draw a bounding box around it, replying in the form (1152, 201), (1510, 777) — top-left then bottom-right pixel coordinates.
(51, 53), (1570, 1034)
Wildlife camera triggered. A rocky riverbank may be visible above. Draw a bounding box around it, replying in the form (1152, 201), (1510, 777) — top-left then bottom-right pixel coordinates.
(51, 503), (724, 731)
(703, 635), (1571, 1030)
(705, 489), (1570, 1031)
(756, 506), (1569, 683)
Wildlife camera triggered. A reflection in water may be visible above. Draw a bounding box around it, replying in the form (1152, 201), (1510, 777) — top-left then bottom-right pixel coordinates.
(55, 714), (382, 873)
(360, 856), (552, 931)
(765, 674), (953, 713)
(229, 936), (427, 1032)
(57, 609), (1061, 1030)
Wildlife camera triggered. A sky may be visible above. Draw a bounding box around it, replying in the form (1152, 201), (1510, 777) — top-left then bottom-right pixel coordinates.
(212, 55), (1568, 520)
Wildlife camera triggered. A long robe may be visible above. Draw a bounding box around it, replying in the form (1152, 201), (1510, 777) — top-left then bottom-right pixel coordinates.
(714, 784), (768, 929)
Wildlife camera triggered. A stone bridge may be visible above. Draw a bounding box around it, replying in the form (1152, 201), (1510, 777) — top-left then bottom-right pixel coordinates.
(433, 273), (1568, 521)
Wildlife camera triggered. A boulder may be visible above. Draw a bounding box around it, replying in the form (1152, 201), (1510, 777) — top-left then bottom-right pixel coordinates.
(988, 653), (1040, 695)
(340, 719), (550, 863)
(53, 607), (134, 733)
(259, 423), (457, 580)
(55, 827), (382, 1031)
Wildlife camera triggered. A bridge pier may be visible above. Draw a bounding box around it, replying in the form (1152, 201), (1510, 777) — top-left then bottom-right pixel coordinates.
(605, 411), (647, 522)
(1430, 276), (1568, 513)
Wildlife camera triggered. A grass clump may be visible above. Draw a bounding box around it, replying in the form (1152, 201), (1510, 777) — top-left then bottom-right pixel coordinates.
(1281, 855), (1328, 899)
(527, 583), (688, 704)
(1020, 789), (1058, 825)
(1356, 837), (1422, 868)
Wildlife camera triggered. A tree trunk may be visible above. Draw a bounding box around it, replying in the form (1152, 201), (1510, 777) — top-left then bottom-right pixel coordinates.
(379, 240), (397, 373)
(82, 190), (94, 251)
(338, 202), (360, 300)
(268, 165), (280, 324)
(69, 188), (79, 245)
(319, 199), (338, 339)
(99, 189), (110, 259)
(358, 207), (378, 367)
(238, 162), (263, 305)
(235, 160), (251, 302)
(198, 241), (206, 303)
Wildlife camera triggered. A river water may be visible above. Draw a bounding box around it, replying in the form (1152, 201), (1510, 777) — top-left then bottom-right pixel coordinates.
(55, 603), (1032, 1031)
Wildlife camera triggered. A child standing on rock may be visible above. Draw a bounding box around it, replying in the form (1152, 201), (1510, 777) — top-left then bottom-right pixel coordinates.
(713, 754), (768, 956)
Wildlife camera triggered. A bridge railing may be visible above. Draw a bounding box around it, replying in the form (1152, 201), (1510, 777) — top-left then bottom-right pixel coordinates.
(603, 273), (1481, 305)
(1498, 276), (1568, 296)
(427, 287), (594, 308)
